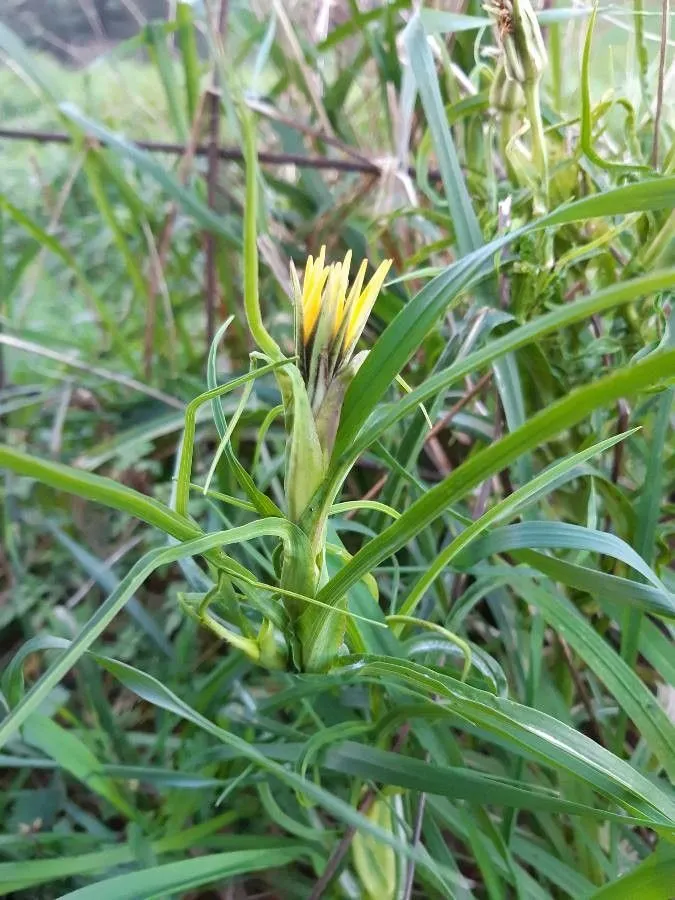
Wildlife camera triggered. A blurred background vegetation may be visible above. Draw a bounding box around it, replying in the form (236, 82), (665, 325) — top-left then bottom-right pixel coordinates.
(0, 0), (673, 898)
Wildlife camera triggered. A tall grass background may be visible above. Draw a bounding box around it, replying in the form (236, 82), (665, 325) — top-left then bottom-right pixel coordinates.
(0, 1), (674, 898)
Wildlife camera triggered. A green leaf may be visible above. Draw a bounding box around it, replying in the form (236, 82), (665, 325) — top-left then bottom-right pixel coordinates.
(206, 298), (281, 520)
(89, 655), (442, 872)
(176, 2), (201, 122)
(44, 520), (172, 657)
(454, 522), (669, 593)
(509, 551), (675, 621)
(1, 636), (71, 709)
(0, 524), (275, 749)
(0, 813), (241, 893)
(0, 195), (129, 363)
(0, 22), (60, 99)
(404, 13), (483, 257)
(174, 357), (290, 517)
(57, 847), (307, 900)
(22, 715), (140, 823)
(145, 23), (188, 141)
(346, 271), (675, 460)
(334, 657), (675, 827)
(59, 104), (241, 247)
(0, 445), (204, 546)
(618, 387), (673, 743)
(336, 190), (675, 455)
(419, 10), (492, 33)
(587, 846), (675, 899)
(321, 741), (663, 824)
(395, 429), (639, 622)
(579, 7), (649, 173)
(403, 10), (530, 484)
(317, 0), (409, 51)
(319, 348), (675, 612)
(507, 578), (675, 781)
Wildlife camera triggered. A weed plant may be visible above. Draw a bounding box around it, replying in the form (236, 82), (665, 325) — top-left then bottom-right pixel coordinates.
(0, 2), (674, 898)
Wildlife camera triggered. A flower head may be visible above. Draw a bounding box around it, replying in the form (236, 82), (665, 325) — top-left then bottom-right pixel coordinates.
(290, 247), (392, 394)
(484, 0), (547, 86)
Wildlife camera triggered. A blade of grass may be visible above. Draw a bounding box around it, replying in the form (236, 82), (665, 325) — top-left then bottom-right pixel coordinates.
(331, 660), (675, 826)
(44, 520), (173, 657)
(0, 196), (131, 366)
(404, 11), (530, 484)
(317, 349), (675, 611)
(339, 270), (675, 462)
(57, 847), (308, 900)
(507, 578), (675, 780)
(176, 1), (201, 122)
(22, 715), (140, 823)
(335, 183), (675, 455)
(393, 429), (639, 623)
(59, 104), (241, 247)
(580, 7), (650, 173)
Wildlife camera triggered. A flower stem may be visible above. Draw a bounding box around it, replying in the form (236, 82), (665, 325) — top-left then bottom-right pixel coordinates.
(524, 79), (549, 210)
(240, 103), (283, 360)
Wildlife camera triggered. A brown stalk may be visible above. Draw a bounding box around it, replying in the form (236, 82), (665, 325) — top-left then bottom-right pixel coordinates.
(0, 128), (443, 181)
(345, 473), (390, 520)
(651, 0), (671, 167)
(247, 98), (376, 169)
(424, 370), (494, 441)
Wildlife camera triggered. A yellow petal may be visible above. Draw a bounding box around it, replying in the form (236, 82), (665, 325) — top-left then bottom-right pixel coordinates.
(333, 250), (352, 335)
(304, 253), (314, 287)
(345, 259), (392, 348)
(302, 246), (325, 308)
(302, 264), (329, 342)
(310, 245), (326, 291)
(342, 259), (368, 323)
(339, 250), (352, 287)
(322, 264), (342, 335)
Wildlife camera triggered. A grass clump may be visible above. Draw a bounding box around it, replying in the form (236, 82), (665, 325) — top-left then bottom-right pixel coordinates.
(0, 3), (674, 898)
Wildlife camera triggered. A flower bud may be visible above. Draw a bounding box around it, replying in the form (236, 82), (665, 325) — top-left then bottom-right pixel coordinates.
(485, 0), (547, 85)
(352, 795), (397, 900)
(279, 365), (326, 524)
(290, 247), (392, 461)
(490, 59), (526, 112)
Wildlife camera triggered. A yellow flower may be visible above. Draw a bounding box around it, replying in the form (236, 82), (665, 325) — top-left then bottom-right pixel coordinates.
(285, 248), (392, 505)
(290, 247), (392, 362)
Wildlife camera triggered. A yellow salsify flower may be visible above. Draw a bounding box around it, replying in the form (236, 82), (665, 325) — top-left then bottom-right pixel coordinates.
(290, 247), (392, 369)
(284, 248), (391, 552)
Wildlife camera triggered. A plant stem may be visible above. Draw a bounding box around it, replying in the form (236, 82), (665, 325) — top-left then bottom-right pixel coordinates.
(652, 0), (671, 167)
(524, 79), (549, 210)
(633, 0), (650, 106)
(240, 104), (286, 361)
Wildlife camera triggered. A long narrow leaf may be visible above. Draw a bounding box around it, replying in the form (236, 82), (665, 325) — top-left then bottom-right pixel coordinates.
(319, 349), (675, 609)
(336, 184), (675, 453)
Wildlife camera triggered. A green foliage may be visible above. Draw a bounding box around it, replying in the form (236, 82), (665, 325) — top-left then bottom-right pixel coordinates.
(0, 2), (674, 898)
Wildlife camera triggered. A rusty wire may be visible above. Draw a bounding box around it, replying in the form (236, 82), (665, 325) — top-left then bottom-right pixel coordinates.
(0, 126), (442, 180)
